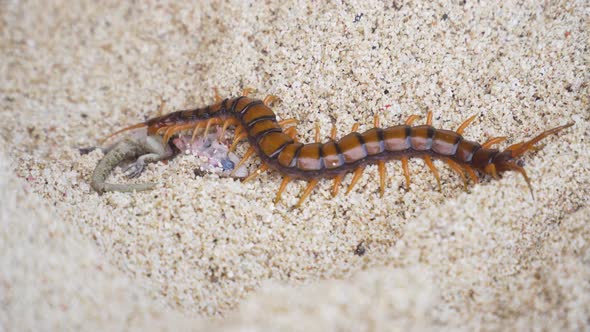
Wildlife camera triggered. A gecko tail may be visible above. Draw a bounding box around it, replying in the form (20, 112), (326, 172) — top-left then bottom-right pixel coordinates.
(96, 182), (157, 193)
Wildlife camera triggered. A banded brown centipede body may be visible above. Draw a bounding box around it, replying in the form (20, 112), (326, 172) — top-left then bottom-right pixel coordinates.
(96, 89), (574, 207)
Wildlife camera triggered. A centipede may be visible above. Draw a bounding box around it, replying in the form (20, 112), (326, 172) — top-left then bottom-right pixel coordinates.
(96, 88), (575, 207)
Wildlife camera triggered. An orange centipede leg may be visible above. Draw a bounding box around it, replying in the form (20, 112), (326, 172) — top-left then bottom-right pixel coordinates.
(163, 123), (194, 144)
(315, 123), (321, 142)
(423, 155), (441, 191)
(464, 165), (479, 184)
(213, 87), (222, 103)
(331, 175), (343, 197)
(485, 164), (499, 179)
(274, 176), (292, 204)
(278, 118), (298, 128)
(220, 118), (237, 138)
(330, 124), (337, 140)
(231, 147), (256, 176)
(156, 127), (167, 135)
(401, 157), (411, 190)
(351, 122), (359, 132)
(481, 136), (507, 149)
(241, 87), (256, 97)
(377, 160), (386, 197)
(346, 166), (365, 194)
(295, 179), (319, 207)
(426, 111), (433, 125)
(233, 125), (245, 141)
(203, 119), (214, 137)
(445, 158), (468, 190)
(263, 95), (280, 106)
(229, 132), (248, 152)
(456, 114), (478, 135)
(243, 163), (269, 183)
(507, 164), (534, 199)
(157, 97), (166, 116)
(374, 115), (380, 128)
(163, 126), (178, 144)
(284, 126), (298, 141)
(405, 114), (421, 125)
(191, 122), (204, 142)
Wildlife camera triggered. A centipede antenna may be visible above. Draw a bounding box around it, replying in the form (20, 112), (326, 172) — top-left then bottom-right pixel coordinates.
(99, 122), (147, 144)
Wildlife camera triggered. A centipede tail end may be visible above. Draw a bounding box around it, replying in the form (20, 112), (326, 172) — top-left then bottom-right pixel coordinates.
(489, 121), (575, 199)
(507, 122), (575, 158)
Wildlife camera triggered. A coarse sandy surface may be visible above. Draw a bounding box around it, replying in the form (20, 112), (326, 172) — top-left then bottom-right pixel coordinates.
(1, 1), (589, 331)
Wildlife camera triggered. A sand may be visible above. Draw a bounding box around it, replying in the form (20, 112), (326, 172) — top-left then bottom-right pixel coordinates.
(1, 0), (589, 331)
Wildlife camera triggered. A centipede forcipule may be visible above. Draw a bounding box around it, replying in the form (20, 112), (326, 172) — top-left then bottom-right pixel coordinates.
(94, 89), (575, 207)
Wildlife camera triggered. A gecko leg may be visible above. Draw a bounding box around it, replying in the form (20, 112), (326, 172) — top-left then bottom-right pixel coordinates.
(91, 135), (173, 193)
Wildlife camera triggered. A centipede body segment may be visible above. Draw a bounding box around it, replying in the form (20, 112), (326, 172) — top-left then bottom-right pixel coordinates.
(96, 90), (575, 207)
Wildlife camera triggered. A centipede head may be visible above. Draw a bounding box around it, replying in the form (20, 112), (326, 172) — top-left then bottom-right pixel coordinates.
(489, 122), (575, 199)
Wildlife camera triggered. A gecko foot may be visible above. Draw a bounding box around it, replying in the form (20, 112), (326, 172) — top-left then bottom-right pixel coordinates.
(123, 159), (146, 178)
